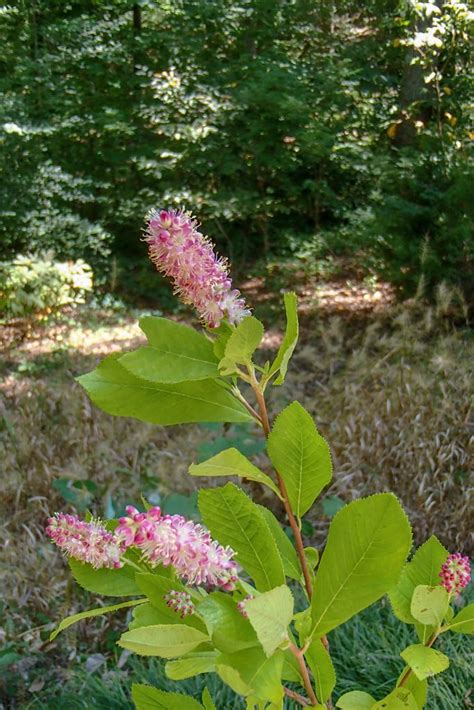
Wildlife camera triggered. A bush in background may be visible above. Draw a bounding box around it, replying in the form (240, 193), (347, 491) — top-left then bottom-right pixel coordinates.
(0, 254), (93, 323)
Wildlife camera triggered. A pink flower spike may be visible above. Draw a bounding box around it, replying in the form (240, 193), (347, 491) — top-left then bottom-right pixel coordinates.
(46, 513), (124, 569)
(115, 507), (239, 590)
(145, 208), (251, 328)
(440, 553), (471, 594)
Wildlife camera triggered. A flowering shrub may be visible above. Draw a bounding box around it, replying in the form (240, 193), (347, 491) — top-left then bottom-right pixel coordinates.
(47, 209), (472, 710)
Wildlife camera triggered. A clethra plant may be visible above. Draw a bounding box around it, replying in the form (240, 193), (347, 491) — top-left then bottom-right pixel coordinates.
(47, 209), (472, 710)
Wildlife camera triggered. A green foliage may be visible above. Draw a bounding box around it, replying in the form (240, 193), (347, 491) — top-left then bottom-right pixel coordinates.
(198, 483), (285, 591)
(197, 592), (258, 654)
(0, 255), (92, 322)
(336, 691), (376, 709)
(305, 638), (336, 703)
(268, 292), (299, 385)
(119, 625), (210, 658)
(410, 586), (449, 627)
(132, 683), (204, 710)
(77, 354), (252, 426)
(400, 645), (449, 681)
(189, 447), (282, 499)
(371, 687), (418, 709)
(68, 558), (140, 597)
(245, 585), (294, 657)
(389, 536), (448, 625)
(50, 598), (146, 641)
(267, 401), (332, 518)
(446, 603), (474, 634)
(310, 494), (412, 637)
(120, 317), (220, 383)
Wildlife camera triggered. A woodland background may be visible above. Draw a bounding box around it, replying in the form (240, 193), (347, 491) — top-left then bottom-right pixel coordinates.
(0, 1), (473, 708)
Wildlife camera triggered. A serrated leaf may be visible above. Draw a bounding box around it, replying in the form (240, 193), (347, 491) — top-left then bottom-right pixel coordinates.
(199, 483), (285, 591)
(311, 494), (412, 636)
(50, 599), (146, 641)
(197, 591), (258, 653)
(269, 292), (299, 385)
(69, 558), (141, 597)
(400, 644), (449, 680)
(446, 603), (474, 634)
(189, 447), (282, 499)
(410, 585), (449, 627)
(245, 585), (294, 656)
(77, 354), (252, 425)
(222, 316), (264, 367)
(305, 637), (336, 703)
(119, 317), (219, 383)
(165, 652), (218, 680)
(336, 690), (375, 709)
(131, 683), (204, 710)
(267, 402), (332, 517)
(119, 624), (209, 657)
(217, 647), (284, 703)
(371, 687), (418, 709)
(258, 506), (301, 581)
(389, 535), (448, 624)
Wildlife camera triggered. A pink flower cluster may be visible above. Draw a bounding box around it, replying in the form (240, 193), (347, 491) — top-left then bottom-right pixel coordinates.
(440, 553), (471, 594)
(145, 208), (250, 328)
(47, 507), (238, 591)
(46, 513), (123, 569)
(116, 506), (238, 590)
(164, 590), (195, 618)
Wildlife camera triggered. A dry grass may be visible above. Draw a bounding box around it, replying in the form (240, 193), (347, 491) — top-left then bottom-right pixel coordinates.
(0, 285), (472, 706)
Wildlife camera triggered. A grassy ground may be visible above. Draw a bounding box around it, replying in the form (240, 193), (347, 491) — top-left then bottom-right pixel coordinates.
(1, 267), (472, 708)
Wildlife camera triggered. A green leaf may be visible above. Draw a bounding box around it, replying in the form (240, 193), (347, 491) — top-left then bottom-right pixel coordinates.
(410, 585), (449, 627)
(371, 687), (418, 709)
(197, 591), (258, 653)
(389, 536), (448, 624)
(216, 664), (251, 697)
(50, 599), (146, 641)
(135, 574), (207, 632)
(78, 354), (252, 425)
(129, 603), (164, 630)
(269, 292), (299, 385)
(311, 494), (412, 636)
(212, 322), (233, 360)
(120, 317), (219, 383)
(222, 316), (264, 367)
(400, 644), (449, 680)
(217, 647), (284, 703)
(189, 447), (282, 499)
(131, 683), (204, 710)
(305, 638), (336, 703)
(69, 558), (141, 597)
(446, 603), (474, 634)
(336, 691), (375, 709)
(119, 624), (209, 658)
(258, 506), (301, 581)
(400, 673), (427, 707)
(201, 687), (216, 710)
(245, 585), (294, 656)
(199, 483), (285, 591)
(267, 402), (332, 517)
(165, 652), (218, 680)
